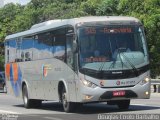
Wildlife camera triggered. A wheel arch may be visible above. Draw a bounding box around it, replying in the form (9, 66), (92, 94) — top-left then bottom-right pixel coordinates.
(21, 80), (30, 98)
(58, 80), (69, 102)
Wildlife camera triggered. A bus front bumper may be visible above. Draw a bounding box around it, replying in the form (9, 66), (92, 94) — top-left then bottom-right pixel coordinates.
(79, 82), (151, 103)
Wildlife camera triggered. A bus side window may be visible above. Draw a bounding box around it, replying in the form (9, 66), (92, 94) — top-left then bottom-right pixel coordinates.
(21, 37), (34, 61)
(5, 41), (10, 63)
(8, 39), (17, 63)
(33, 32), (53, 60)
(52, 28), (66, 62)
(7, 49), (9, 63)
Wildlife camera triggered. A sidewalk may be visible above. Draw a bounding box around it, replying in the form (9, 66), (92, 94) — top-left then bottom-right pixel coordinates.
(151, 92), (160, 97)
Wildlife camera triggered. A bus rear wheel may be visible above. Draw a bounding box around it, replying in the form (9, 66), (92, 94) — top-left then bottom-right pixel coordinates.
(3, 84), (7, 93)
(61, 87), (75, 112)
(22, 85), (41, 108)
(117, 100), (130, 110)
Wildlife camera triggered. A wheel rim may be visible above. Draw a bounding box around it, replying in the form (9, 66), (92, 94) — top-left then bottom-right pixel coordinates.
(24, 94), (28, 105)
(23, 89), (28, 105)
(3, 86), (6, 92)
(62, 91), (68, 108)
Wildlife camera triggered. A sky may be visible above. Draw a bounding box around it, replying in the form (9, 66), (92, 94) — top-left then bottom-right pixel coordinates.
(4, 0), (31, 5)
(19, 0), (31, 5)
(0, 0), (4, 8)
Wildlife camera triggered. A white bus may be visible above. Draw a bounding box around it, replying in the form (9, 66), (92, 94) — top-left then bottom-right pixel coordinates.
(5, 16), (150, 112)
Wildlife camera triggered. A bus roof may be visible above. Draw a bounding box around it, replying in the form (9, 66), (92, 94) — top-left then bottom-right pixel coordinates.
(5, 16), (141, 40)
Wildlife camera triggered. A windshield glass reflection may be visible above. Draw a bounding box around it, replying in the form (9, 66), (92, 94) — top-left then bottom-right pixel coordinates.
(78, 25), (148, 71)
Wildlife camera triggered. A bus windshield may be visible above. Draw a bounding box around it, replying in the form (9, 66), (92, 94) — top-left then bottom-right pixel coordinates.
(78, 25), (149, 71)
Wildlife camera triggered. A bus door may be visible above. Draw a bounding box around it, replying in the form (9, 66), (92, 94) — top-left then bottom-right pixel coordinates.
(66, 29), (77, 102)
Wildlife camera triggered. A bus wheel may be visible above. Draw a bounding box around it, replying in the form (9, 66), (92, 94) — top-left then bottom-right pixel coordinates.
(22, 85), (42, 108)
(22, 85), (31, 108)
(3, 85), (7, 93)
(61, 87), (75, 112)
(117, 100), (130, 110)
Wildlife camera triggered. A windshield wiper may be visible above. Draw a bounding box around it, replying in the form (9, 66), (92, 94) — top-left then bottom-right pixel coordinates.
(120, 52), (139, 76)
(108, 48), (127, 70)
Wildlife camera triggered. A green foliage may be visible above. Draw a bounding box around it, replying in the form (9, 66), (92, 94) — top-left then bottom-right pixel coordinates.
(0, 0), (159, 77)
(117, 0), (160, 77)
(96, 0), (119, 15)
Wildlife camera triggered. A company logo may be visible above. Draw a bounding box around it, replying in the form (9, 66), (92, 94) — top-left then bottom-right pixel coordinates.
(116, 80), (136, 86)
(42, 64), (52, 77)
(116, 80), (121, 85)
(43, 66), (48, 77)
(100, 80), (104, 86)
(42, 65), (48, 77)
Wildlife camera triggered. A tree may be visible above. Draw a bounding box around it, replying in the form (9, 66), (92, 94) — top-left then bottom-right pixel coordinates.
(118, 0), (160, 77)
(0, 0), (159, 76)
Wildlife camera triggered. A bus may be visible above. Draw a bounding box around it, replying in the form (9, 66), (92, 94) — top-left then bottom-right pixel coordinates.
(5, 16), (150, 112)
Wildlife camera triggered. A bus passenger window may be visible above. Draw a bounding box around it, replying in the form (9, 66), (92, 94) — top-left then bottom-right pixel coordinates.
(33, 32), (53, 60)
(21, 37), (33, 61)
(52, 28), (66, 62)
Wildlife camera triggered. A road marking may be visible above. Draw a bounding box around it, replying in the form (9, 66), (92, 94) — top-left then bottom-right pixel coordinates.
(43, 117), (63, 120)
(132, 104), (160, 107)
(0, 110), (20, 114)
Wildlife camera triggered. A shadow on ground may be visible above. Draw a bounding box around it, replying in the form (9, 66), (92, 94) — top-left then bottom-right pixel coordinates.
(14, 102), (160, 114)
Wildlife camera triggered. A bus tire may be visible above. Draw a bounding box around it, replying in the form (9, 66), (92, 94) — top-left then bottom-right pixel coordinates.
(61, 87), (75, 112)
(3, 84), (7, 93)
(22, 85), (32, 108)
(117, 100), (130, 110)
(22, 85), (42, 108)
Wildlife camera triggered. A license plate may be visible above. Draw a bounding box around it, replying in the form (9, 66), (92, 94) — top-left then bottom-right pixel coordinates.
(113, 90), (125, 97)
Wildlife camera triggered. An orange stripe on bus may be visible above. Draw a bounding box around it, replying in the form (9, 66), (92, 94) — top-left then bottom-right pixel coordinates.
(5, 64), (10, 80)
(12, 63), (18, 83)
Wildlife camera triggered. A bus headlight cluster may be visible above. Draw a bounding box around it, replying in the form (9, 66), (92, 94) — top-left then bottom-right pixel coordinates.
(141, 77), (150, 85)
(81, 79), (97, 88)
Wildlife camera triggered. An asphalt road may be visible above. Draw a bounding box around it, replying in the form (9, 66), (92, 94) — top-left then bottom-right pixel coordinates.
(0, 91), (160, 120)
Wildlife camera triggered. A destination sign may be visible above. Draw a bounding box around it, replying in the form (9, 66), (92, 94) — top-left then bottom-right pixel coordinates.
(83, 57), (109, 62)
(85, 27), (132, 34)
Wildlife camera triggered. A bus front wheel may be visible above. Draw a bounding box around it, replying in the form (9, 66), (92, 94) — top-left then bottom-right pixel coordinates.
(61, 87), (75, 112)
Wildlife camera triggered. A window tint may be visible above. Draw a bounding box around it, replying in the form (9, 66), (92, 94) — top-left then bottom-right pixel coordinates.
(21, 37), (34, 61)
(6, 26), (75, 63)
(34, 32), (53, 60)
(8, 39), (17, 63)
(52, 28), (66, 62)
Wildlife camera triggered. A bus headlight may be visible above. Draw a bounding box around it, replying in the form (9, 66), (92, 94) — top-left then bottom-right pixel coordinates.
(141, 77), (150, 85)
(80, 79), (97, 88)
